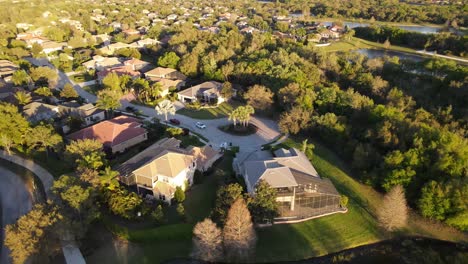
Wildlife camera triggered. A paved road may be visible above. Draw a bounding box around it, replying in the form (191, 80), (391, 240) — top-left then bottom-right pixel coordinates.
(47, 63), (281, 152)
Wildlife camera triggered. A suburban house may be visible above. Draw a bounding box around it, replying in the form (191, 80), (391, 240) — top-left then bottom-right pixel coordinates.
(16, 33), (49, 46)
(91, 34), (111, 45)
(98, 42), (130, 55)
(67, 116), (147, 153)
(23, 102), (66, 123)
(0, 60), (19, 82)
(72, 103), (106, 126)
(153, 78), (185, 97)
(177, 81), (225, 105)
(97, 66), (141, 82)
(82, 55), (123, 71)
(118, 137), (220, 203)
(40, 41), (66, 54)
(144, 67), (187, 81)
(128, 38), (160, 49)
(22, 101), (105, 129)
(123, 58), (151, 72)
(234, 147), (342, 221)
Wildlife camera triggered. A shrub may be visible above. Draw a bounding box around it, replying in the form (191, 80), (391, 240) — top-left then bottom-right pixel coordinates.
(166, 127), (184, 137)
(174, 186), (186, 203)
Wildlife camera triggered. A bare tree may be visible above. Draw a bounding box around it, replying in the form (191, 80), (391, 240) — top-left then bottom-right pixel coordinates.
(191, 218), (223, 261)
(378, 185), (408, 231)
(223, 198), (257, 260)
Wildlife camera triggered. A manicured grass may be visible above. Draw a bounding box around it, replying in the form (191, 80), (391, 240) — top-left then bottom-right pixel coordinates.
(92, 154), (232, 263)
(70, 73), (95, 83)
(256, 201), (384, 262)
(176, 102), (240, 119)
(179, 134), (205, 148)
(255, 138), (387, 262)
(82, 84), (101, 95)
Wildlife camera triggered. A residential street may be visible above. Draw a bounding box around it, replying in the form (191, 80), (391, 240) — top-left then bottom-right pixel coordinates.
(45, 62), (282, 151)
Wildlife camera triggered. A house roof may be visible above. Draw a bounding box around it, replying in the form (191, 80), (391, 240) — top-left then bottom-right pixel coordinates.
(145, 67), (177, 77)
(177, 81), (222, 98)
(67, 116), (146, 148)
(124, 58), (150, 67)
(97, 66), (140, 79)
(238, 148), (335, 193)
(133, 151), (194, 178)
(0, 60), (19, 77)
(153, 181), (175, 197)
(148, 77), (184, 91)
(189, 145), (220, 169)
(23, 102), (61, 122)
(117, 137), (183, 176)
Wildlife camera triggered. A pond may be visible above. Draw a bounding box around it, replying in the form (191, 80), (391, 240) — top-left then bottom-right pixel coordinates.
(321, 21), (444, 34)
(0, 159), (46, 264)
(355, 48), (426, 62)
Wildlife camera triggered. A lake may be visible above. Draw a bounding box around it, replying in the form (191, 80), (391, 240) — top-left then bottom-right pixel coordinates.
(355, 48), (426, 62)
(0, 159), (45, 264)
(321, 21), (443, 34)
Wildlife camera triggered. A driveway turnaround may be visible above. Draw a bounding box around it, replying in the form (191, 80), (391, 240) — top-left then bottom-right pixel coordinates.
(36, 61), (282, 152)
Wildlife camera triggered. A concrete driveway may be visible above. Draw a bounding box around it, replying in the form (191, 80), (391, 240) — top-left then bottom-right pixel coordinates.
(35, 60), (281, 151)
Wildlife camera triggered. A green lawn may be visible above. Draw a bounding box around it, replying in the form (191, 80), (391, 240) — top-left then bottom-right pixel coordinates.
(176, 102), (240, 119)
(92, 153), (233, 264)
(70, 73), (95, 83)
(256, 138), (387, 262)
(82, 84), (101, 95)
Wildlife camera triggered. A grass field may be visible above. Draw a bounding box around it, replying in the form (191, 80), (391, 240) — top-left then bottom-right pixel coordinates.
(176, 102), (240, 119)
(86, 137), (467, 263)
(317, 37), (419, 55)
(88, 153), (234, 263)
(255, 138), (387, 261)
(82, 84), (101, 95)
(70, 73), (95, 83)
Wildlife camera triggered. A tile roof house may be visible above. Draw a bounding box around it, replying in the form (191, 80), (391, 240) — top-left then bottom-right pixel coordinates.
(22, 101), (105, 129)
(123, 58), (152, 72)
(97, 66), (141, 82)
(40, 41), (66, 54)
(67, 116), (147, 153)
(82, 55), (123, 71)
(117, 137), (204, 203)
(177, 81), (224, 105)
(98, 42), (131, 55)
(234, 148), (342, 221)
(0, 60), (19, 81)
(144, 67), (187, 81)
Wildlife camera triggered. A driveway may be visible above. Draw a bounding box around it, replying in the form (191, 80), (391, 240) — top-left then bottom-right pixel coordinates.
(30, 59), (282, 151)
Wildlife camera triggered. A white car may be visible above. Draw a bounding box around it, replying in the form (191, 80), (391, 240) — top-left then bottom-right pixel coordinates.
(195, 122), (206, 129)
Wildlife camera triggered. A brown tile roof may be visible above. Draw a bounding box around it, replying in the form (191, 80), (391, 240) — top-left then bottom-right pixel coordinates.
(67, 116), (146, 148)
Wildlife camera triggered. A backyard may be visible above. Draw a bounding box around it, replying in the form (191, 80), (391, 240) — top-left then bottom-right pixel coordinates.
(84, 138), (467, 263)
(84, 152), (234, 264)
(176, 101), (241, 119)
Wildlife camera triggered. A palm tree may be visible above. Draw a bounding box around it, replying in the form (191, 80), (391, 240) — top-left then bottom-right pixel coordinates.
(100, 166), (120, 189)
(34, 86), (52, 97)
(12, 70), (30, 86)
(14, 91), (32, 106)
(155, 99), (176, 121)
(244, 105), (255, 126)
(96, 89), (122, 119)
(228, 110), (239, 126)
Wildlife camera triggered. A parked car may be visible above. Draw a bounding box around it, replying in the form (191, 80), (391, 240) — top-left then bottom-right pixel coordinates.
(169, 118), (180, 125)
(195, 122), (206, 129)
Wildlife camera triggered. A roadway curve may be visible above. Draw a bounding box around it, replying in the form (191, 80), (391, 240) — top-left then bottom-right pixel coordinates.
(47, 62), (282, 152)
